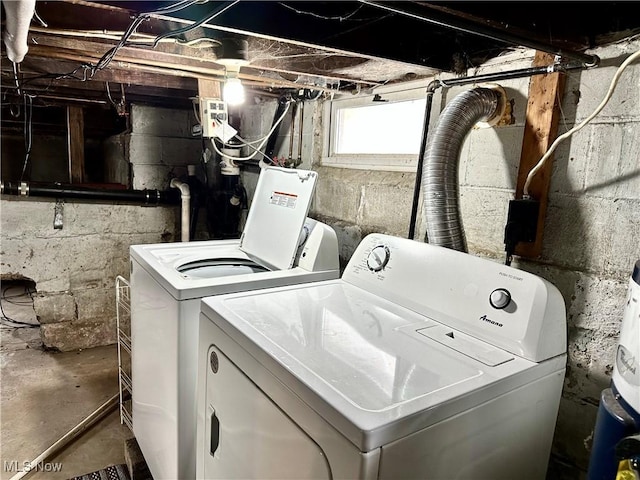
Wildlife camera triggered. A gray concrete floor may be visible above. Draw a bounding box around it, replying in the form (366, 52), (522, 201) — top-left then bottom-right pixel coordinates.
(1, 283), (133, 480)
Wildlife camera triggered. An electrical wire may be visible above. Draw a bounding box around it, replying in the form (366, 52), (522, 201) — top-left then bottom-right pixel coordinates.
(12, 62), (22, 97)
(192, 98), (201, 123)
(176, 37), (221, 48)
(20, 94), (34, 182)
(211, 136), (274, 163)
(150, 0), (240, 48)
(278, 2), (372, 21)
(146, 0), (201, 15)
(524, 48), (640, 197)
(232, 135), (275, 163)
(223, 103), (293, 148)
(33, 8), (48, 27)
(212, 101), (293, 161)
(27, 0), (201, 84)
(2, 285), (36, 303)
(0, 285), (39, 328)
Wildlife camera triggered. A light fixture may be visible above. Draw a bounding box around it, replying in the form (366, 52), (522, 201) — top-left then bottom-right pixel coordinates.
(222, 67), (245, 106)
(217, 37), (249, 106)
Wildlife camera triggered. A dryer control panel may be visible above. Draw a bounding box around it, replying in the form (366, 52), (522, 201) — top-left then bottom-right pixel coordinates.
(342, 234), (566, 363)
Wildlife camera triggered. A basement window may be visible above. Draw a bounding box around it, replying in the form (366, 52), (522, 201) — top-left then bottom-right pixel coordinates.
(322, 82), (428, 171)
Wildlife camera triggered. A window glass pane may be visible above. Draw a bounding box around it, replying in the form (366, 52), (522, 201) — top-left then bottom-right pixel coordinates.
(334, 99), (426, 155)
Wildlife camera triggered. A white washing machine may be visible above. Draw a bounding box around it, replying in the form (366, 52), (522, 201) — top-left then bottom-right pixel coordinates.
(196, 233), (567, 479)
(130, 166), (339, 480)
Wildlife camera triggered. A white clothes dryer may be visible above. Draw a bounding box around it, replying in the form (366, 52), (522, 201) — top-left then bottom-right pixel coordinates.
(130, 166), (339, 480)
(196, 233), (567, 480)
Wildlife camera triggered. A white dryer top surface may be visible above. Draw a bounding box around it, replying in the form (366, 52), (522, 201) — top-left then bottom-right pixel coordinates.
(201, 280), (566, 451)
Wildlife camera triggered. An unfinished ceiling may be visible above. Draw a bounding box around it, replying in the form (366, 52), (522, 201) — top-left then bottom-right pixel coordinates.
(2, 0), (640, 108)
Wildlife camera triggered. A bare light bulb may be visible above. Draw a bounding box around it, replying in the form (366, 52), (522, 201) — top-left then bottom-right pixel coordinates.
(223, 77), (245, 106)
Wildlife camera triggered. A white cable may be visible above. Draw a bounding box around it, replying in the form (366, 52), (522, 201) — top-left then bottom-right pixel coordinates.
(214, 101), (293, 161)
(224, 102), (292, 148)
(211, 139), (270, 162)
(192, 99), (201, 124)
(523, 48), (640, 197)
(233, 135), (273, 162)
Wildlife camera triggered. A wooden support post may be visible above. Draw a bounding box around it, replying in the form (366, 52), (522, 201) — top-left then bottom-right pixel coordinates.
(67, 105), (85, 183)
(197, 78), (222, 99)
(515, 51), (566, 258)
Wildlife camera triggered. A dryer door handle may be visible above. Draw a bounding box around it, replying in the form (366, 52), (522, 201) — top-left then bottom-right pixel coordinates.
(210, 409), (220, 456)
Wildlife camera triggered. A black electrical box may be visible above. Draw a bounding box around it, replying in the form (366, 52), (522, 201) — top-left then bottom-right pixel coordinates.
(504, 198), (540, 263)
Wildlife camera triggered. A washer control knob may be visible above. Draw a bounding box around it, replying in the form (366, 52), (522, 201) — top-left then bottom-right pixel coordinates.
(367, 245), (390, 272)
(489, 288), (511, 309)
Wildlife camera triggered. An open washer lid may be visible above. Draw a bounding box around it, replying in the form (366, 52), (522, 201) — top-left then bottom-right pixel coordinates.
(240, 167), (317, 271)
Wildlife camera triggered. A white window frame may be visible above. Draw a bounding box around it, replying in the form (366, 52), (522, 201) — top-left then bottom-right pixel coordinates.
(322, 79), (434, 172)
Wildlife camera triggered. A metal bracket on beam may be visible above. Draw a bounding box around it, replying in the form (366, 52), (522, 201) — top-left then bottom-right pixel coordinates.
(53, 199), (64, 229)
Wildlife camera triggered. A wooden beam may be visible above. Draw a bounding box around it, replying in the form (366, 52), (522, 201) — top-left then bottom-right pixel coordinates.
(28, 29), (382, 86)
(15, 56), (199, 91)
(514, 51), (566, 258)
(25, 44), (336, 93)
(198, 78), (221, 99)
(67, 106), (85, 183)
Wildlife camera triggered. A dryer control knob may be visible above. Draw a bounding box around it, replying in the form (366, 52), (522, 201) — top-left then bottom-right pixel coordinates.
(490, 288), (511, 309)
(367, 245), (390, 272)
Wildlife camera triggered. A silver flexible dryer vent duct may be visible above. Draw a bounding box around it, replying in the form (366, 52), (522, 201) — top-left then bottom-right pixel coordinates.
(423, 87), (502, 252)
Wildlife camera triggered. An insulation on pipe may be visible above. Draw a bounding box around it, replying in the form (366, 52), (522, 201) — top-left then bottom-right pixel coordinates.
(422, 87), (502, 252)
(1, 0), (36, 63)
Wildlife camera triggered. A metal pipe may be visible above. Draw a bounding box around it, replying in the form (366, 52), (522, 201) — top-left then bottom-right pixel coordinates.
(289, 102), (296, 160)
(1, 181), (178, 205)
(423, 87), (502, 252)
(359, 1), (600, 67)
(408, 81), (438, 240)
(297, 101), (305, 164)
(265, 95), (291, 160)
(440, 61), (587, 87)
(8, 393), (119, 480)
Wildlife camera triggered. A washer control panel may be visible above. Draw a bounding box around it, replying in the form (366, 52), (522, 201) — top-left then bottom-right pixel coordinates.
(367, 245), (391, 272)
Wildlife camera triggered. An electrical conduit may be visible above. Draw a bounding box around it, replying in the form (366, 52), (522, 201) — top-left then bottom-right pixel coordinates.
(423, 87), (503, 252)
(170, 178), (190, 242)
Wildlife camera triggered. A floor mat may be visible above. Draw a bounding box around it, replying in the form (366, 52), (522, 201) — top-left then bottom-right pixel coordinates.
(68, 464), (130, 480)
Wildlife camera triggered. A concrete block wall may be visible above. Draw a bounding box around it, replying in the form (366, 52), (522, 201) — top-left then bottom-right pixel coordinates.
(522, 39), (640, 473)
(0, 104), (205, 351)
(0, 198), (178, 351)
(125, 104), (203, 190)
(237, 39), (639, 475)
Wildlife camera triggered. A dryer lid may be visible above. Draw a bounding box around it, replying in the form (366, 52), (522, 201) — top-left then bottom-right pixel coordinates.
(201, 281), (561, 451)
(240, 167), (317, 271)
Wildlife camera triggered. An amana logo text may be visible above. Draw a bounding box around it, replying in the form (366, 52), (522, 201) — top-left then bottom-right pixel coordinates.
(479, 314), (503, 328)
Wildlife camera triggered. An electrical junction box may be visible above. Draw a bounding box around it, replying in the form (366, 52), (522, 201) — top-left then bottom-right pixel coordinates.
(199, 97), (237, 142)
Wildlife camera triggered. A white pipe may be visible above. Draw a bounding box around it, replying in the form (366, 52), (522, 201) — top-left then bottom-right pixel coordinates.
(170, 178), (190, 242)
(9, 393), (119, 480)
(2, 0), (37, 63)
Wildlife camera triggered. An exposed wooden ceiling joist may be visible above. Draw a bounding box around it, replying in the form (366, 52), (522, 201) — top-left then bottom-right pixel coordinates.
(1, 0), (638, 110)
